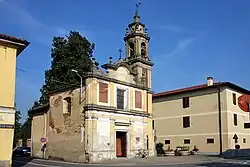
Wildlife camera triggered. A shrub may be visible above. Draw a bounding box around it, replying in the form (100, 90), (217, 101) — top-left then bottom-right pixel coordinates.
(156, 142), (165, 154)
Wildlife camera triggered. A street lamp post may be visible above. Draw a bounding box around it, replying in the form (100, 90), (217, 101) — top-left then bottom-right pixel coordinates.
(71, 69), (82, 103)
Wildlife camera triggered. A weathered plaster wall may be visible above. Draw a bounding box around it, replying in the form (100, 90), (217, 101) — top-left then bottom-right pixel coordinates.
(85, 111), (154, 162)
(31, 113), (46, 158)
(46, 87), (86, 162)
(84, 66), (154, 162)
(107, 67), (135, 84)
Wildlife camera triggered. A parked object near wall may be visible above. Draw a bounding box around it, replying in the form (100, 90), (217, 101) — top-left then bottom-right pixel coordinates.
(190, 146), (200, 155)
(165, 146), (174, 156)
(12, 147), (31, 157)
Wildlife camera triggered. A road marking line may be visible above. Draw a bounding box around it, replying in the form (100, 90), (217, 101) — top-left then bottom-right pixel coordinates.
(14, 160), (61, 167)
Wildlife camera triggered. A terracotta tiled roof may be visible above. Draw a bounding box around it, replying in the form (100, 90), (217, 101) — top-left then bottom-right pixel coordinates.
(153, 82), (250, 98)
(0, 34), (30, 45)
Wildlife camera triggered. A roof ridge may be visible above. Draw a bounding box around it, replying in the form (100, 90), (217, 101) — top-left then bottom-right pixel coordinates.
(153, 82), (250, 98)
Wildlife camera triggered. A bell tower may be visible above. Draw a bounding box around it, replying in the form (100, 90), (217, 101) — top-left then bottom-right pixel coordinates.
(124, 3), (154, 89)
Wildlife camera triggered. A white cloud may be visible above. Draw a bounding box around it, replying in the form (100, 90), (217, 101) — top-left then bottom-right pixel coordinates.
(0, 1), (67, 45)
(166, 38), (196, 58)
(157, 25), (192, 33)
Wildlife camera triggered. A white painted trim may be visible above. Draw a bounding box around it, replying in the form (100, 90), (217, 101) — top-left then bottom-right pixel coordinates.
(85, 110), (148, 119)
(115, 119), (130, 124)
(157, 132), (250, 138)
(97, 80), (110, 106)
(133, 89), (144, 111)
(154, 110), (250, 120)
(0, 106), (15, 114)
(114, 84), (129, 110)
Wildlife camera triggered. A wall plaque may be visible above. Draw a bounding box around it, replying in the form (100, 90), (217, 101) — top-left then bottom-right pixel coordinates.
(0, 124), (14, 129)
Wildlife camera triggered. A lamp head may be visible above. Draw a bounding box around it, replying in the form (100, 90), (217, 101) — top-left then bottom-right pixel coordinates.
(71, 69), (78, 73)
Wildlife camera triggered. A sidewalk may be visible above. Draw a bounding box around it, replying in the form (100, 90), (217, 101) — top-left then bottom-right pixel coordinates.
(96, 155), (226, 165)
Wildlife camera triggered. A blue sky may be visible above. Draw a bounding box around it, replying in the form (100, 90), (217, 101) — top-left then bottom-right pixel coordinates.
(1, 0), (250, 122)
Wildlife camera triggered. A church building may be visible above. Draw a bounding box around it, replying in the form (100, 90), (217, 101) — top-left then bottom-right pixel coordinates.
(30, 7), (155, 163)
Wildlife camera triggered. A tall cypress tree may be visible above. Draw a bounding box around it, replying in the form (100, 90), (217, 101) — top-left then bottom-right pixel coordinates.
(39, 31), (95, 104)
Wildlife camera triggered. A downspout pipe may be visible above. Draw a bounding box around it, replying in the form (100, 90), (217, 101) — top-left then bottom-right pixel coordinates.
(218, 87), (223, 156)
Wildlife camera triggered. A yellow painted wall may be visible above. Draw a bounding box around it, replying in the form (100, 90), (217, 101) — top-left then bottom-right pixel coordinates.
(0, 38), (28, 165)
(0, 109), (15, 164)
(153, 88), (227, 153)
(0, 129), (14, 161)
(153, 87), (250, 153)
(0, 41), (22, 166)
(0, 45), (17, 108)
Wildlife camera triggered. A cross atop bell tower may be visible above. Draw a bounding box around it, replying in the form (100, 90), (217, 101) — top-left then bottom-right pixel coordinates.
(124, 2), (154, 89)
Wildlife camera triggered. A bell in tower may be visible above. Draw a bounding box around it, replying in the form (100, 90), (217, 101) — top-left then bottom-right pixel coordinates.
(124, 2), (154, 89)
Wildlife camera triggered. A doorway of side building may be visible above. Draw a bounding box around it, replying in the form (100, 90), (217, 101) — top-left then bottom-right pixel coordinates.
(116, 131), (127, 157)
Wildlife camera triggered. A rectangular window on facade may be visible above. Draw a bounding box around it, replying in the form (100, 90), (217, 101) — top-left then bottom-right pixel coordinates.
(184, 139), (190, 144)
(207, 138), (214, 144)
(233, 93), (237, 105)
(117, 88), (125, 109)
(165, 140), (170, 144)
(146, 135), (149, 150)
(135, 90), (142, 109)
(234, 114), (238, 126)
(152, 120), (155, 130)
(183, 116), (190, 128)
(183, 97), (190, 108)
(244, 123), (250, 129)
(99, 82), (108, 103)
(63, 97), (71, 115)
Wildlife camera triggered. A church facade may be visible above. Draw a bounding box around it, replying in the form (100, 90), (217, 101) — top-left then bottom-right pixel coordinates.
(30, 9), (155, 163)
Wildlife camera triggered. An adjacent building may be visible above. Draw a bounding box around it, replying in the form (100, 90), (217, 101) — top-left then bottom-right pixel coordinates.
(30, 10), (155, 163)
(0, 34), (30, 166)
(153, 77), (250, 155)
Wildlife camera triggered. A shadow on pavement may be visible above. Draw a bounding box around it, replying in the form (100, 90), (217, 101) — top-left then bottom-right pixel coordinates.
(194, 162), (249, 167)
(223, 156), (250, 160)
(12, 156), (34, 167)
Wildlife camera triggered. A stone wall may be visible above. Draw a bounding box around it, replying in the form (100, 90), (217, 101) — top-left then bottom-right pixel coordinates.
(46, 87), (87, 162)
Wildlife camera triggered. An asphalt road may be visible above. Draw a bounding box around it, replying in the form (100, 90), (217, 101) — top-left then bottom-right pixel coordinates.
(12, 157), (250, 167)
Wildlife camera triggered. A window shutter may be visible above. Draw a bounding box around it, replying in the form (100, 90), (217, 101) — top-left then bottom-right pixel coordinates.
(233, 93), (237, 105)
(99, 82), (108, 103)
(135, 90), (142, 109)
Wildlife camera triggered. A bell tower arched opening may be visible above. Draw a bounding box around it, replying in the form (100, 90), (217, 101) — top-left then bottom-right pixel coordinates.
(141, 42), (146, 58)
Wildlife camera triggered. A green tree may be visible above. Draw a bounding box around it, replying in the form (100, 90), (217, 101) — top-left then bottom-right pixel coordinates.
(39, 31), (95, 104)
(13, 104), (22, 148)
